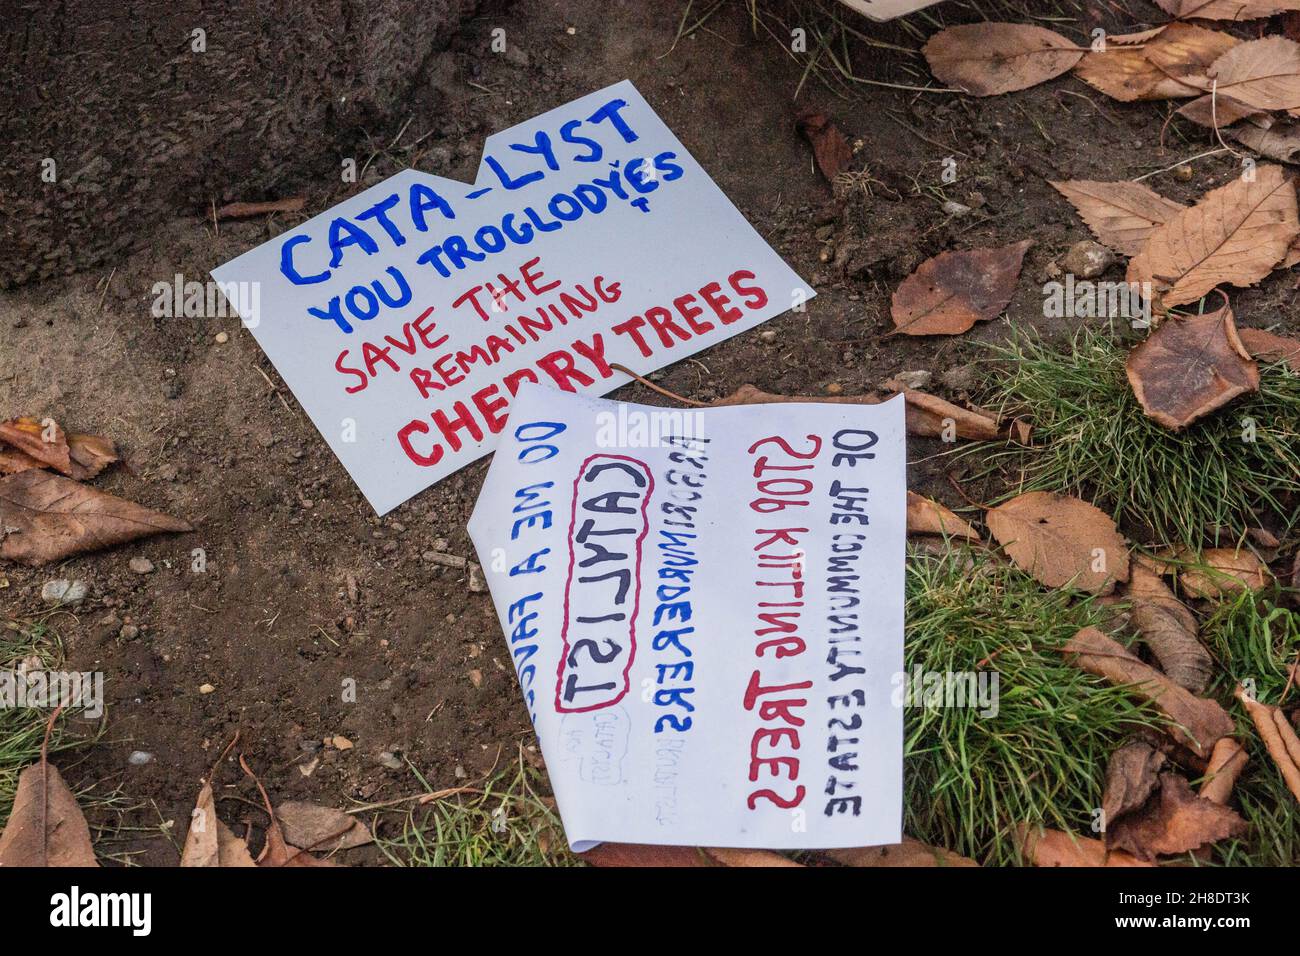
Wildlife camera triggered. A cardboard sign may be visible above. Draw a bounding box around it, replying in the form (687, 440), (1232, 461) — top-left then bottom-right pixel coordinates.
(468, 383), (905, 850)
(211, 80), (813, 514)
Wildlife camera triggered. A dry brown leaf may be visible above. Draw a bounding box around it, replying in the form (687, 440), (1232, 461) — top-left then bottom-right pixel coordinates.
(66, 433), (119, 480)
(1103, 741), (1168, 827)
(240, 755), (337, 867)
(824, 838), (978, 867)
(985, 491), (1129, 594)
(1199, 737), (1249, 805)
(1176, 546), (1270, 597)
(180, 781), (256, 867)
(215, 196), (306, 219)
(1231, 117), (1300, 162)
(906, 491), (980, 540)
(1107, 772), (1247, 861)
(796, 110), (853, 183)
(582, 843), (718, 866)
(1238, 326), (1300, 369)
(1178, 92), (1265, 127)
(1075, 23), (1238, 102)
(1050, 180), (1186, 257)
(1127, 163), (1299, 307)
(1017, 825), (1154, 867)
(1125, 304), (1259, 430)
(1235, 685), (1300, 803)
(0, 445), (45, 475)
(1194, 37), (1300, 111)
(1063, 627), (1234, 759)
(1157, 0), (1300, 19)
(0, 417), (72, 476)
(275, 801), (373, 852)
(704, 847), (803, 867)
(0, 711), (98, 868)
(708, 385), (1002, 440)
(923, 23), (1083, 96)
(890, 240), (1031, 335)
(1127, 563), (1213, 694)
(0, 470), (192, 566)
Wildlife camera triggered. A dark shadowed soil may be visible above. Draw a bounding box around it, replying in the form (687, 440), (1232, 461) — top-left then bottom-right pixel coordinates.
(2, 0), (1294, 864)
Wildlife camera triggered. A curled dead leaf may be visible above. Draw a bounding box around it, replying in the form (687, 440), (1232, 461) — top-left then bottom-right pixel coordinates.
(890, 240), (1031, 336)
(824, 838), (978, 867)
(1125, 304), (1259, 430)
(1017, 825), (1153, 867)
(1199, 737), (1249, 805)
(1074, 22), (1238, 102)
(924, 23), (1083, 96)
(796, 110), (853, 183)
(1107, 772), (1247, 861)
(1063, 627), (1234, 759)
(984, 491), (1129, 594)
(1238, 326), (1300, 370)
(180, 781), (256, 867)
(1235, 685), (1300, 803)
(275, 800), (373, 852)
(906, 491), (980, 540)
(1102, 740), (1167, 828)
(1127, 563), (1214, 694)
(1176, 546), (1270, 598)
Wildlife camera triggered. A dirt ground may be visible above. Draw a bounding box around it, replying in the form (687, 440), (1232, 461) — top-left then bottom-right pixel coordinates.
(3, 0), (1292, 864)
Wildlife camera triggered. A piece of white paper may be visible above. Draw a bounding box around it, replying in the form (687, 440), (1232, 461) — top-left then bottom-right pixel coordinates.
(468, 383), (906, 850)
(836, 0), (945, 21)
(211, 80), (814, 514)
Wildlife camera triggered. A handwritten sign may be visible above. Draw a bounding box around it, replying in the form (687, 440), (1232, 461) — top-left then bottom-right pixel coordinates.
(211, 80), (814, 514)
(468, 383), (905, 850)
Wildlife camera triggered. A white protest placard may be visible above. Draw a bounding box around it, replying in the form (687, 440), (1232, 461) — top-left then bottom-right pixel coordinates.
(212, 80), (814, 514)
(468, 383), (906, 850)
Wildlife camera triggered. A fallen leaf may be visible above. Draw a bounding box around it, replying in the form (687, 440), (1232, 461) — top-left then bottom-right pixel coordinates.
(1063, 627), (1234, 759)
(0, 470), (193, 565)
(1178, 92), (1265, 127)
(923, 23), (1084, 96)
(66, 433), (119, 481)
(1127, 163), (1299, 307)
(1235, 685), (1300, 803)
(275, 801), (373, 852)
(1125, 304), (1259, 429)
(907, 491), (980, 540)
(708, 385), (1003, 440)
(795, 110), (853, 182)
(1157, 0), (1300, 20)
(1103, 741), (1168, 827)
(985, 491), (1129, 594)
(0, 417), (72, 476)
(1176, 546), (1270, 597)
(1107, 772), (1247, 861)
(215, 196), (306, 219)
(582, 843), (717, 866)
(1050, 180), (1186, 257)
(703, 847), (803, 867)
(180, 781), (256, 867)
(0, 446), (45, 475)
(825, 838), (978, 867)
(1231, 117), (1300, 163)
(240, 756), (337, 867)
(1017, 825), (1153, 867)
(1127, 563), (1213, 693)
(1199, 737), (1248, 805)
(0, 712), (98, 867)
(1194, 36), (1300, 111)
(890, 240), (1031, 335)
(1074, 23), (1238, 102)
(1238, 326), (1300, 370)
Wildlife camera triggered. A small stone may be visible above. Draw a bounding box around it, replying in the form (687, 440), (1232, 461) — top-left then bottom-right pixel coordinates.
(199, 683), (216, 694)
(469, 668), (483, 688)
(41, 579), (88, 605)
(814, 224), (834, 241)
(942, 200), (972, 217)
(127, 750), (154, 766)
(332, 734), (354, 751)
(378, 751), (403, 770)
(1061, 240), (1116, 279)
(454, 763), (467, 780)
(129, 556), (155, 575)
(825, 382), (843, 396)
(759, 329), (777, 344)
(565, 25), (576, 35)
(891, 370), (932, 391)
(423, 551), (466, 568)
(118, 624), (140, 640)
(1173, 164), (1194, 181)
(214, 331), (229, 344)
(467, 562), (486, 593)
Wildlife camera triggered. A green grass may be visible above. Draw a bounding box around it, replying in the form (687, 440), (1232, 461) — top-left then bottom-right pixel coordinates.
(0, 616), (72, 825)
(903, 543), (1164, 865)
(977, 328), (1300, 547)
(375, 756), (577, 867)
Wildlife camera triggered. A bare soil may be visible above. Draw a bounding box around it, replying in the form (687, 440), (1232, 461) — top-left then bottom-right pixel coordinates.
(2, 0), (1294, 864)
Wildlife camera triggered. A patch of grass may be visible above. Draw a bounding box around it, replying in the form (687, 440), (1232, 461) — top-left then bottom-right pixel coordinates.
(977, 328), (1300, 546)
(374, 756), (576, 867)
(904, 544), (1164, 865)
(0, 616), (73, 825)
